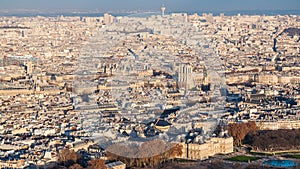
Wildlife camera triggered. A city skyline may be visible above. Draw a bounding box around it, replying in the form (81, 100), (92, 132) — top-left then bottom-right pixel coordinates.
(0, 0), (299, 13)
(0, 1), (300, 168)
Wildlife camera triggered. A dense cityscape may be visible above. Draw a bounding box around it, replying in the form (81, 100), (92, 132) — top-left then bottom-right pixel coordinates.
(0, 4), (300, 169)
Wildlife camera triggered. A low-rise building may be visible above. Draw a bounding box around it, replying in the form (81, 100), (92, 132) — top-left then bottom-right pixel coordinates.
(181, 137), (233, 160)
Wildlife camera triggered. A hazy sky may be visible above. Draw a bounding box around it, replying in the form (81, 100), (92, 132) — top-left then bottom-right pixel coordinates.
(0, 0), (299, 12)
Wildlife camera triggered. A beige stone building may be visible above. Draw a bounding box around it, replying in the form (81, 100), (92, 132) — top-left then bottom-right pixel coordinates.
(257, 120), (300, 130)
(180, 137), (233, 160)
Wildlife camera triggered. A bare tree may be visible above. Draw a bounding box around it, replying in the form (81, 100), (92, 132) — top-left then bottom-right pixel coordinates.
(69, 163), (84, 169)
(58, 148), (81, 167)
(87, 159), (107, 169)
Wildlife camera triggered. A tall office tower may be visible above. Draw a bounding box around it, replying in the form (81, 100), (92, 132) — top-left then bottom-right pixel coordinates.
(177, 64), (194, 90)
(161, 5), (166, 17)
(103, 13), (114, 25)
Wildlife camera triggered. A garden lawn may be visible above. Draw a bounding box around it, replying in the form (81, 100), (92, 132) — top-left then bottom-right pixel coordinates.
(225, 155), (260, 162)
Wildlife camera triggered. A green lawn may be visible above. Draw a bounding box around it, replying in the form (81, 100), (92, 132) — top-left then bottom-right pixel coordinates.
(275, 151), (300, 155)
(173, 158), (197, 162)
(249, 151), (273, 156)
(250, 150), (300, 156)
(225, 155), (260, 162)
(283, 154), (300, 159)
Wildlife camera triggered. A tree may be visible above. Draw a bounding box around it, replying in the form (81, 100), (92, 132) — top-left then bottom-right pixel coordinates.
(244, 129), (300, 151)
(87, 159), (107, 169)
(245, 121), (258, 134)
(245, 163), (268, 169)
(227, 121), (258, 146)
(232, 163), (243, 169)
(164, 143), (183, 162)
(58, 148), (81, 167)
(106, 140), (183, 168)
(69, 164), (83, 169)
(208, 160), (227, 169)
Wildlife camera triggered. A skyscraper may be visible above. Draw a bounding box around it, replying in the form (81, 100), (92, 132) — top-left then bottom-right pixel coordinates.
(103, 13), (114, 25)
(177, 64), (194, 90)
(161, 5), (166, 17)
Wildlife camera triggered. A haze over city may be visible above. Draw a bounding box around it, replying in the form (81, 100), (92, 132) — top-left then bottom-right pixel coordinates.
(0, 0), (300, 13)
